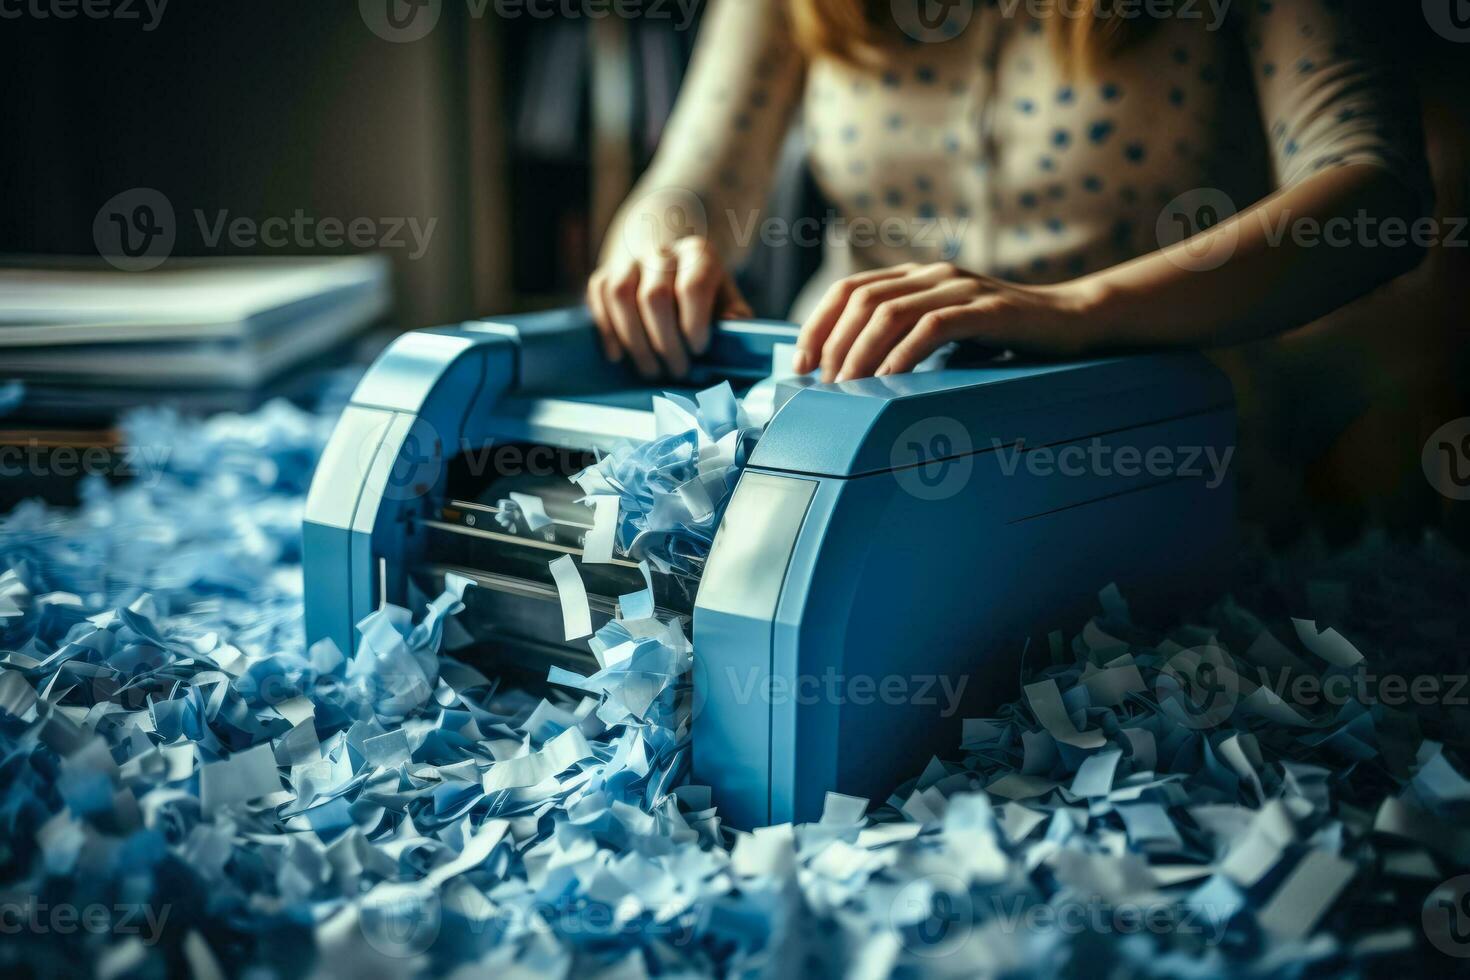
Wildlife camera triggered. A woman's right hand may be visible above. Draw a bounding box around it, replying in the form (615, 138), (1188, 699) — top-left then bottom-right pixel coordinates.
(588, 237), (753, 380)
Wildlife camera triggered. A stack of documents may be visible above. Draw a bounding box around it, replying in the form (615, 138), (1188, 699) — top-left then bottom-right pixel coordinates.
(0, 255), (390, 388)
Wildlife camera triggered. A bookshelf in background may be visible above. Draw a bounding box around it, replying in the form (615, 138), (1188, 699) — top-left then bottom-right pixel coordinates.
(493, 4), (704, 311)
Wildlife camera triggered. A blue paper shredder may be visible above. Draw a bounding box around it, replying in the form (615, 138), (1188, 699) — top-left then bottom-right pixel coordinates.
(302, 308), (1235, 828)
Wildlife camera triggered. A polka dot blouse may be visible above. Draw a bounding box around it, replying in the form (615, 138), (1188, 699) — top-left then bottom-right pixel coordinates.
(621, 0), (1426, 318)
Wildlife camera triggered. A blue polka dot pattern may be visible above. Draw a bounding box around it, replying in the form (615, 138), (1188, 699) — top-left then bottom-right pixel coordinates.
(738, 0), (1412, 289)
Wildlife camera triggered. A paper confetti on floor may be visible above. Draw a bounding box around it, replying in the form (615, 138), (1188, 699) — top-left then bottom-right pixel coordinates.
(2, 386), (1469, 978)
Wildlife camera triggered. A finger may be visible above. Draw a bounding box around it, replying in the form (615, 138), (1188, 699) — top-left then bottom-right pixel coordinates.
(879, 301), (986, 377)
(837, 281), (976, 382)
(672, 238), (720, 357)
(587, 271), (623, 362)
(604, 264), (660, 379)
(794, 265), (915, 376)
(819, 268), (947, 383)
(637, 252), (689, 378)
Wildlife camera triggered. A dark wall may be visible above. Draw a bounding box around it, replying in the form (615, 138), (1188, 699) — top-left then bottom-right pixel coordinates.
(0, 1), (483, 328)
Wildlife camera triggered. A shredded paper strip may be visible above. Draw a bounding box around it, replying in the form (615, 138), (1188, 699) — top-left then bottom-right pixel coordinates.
(0, 383), (1467, 978)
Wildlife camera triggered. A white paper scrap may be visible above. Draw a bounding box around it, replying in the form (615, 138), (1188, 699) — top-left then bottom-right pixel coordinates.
(199, 742), (283, 816)
(482, 727), (594, 793)
(548, 555), (593, 641)
(510, 492), (554, 532)
(1258, 850), (1356, 940)
(582, 496), (619, 564)
(1025, 679), (1106, 749)
(1291, 619), (1365, 668)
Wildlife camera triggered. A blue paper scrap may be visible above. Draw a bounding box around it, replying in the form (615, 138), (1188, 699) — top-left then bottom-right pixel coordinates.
(0, 382), (1467, 977)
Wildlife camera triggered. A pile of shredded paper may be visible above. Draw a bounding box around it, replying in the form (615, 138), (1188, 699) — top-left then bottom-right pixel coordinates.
(2, 384), (1469, 979)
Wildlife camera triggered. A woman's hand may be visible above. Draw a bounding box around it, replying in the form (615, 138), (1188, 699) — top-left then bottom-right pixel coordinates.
(588, 237), (753, 380)
(793, 262), (1102, 383)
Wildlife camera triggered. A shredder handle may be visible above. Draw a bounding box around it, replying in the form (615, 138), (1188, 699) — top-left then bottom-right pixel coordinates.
(471, 306), (798, 393)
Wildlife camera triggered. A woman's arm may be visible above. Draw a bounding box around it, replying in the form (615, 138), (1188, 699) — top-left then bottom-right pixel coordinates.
(793, 163), (1427, 381)
(1075, 162), (1427, 349)
(590, 0), (803, 379)
(796, 0), (1434, 381)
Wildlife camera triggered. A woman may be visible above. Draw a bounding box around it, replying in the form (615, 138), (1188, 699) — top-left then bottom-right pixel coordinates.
(589, 0), (1428, 384)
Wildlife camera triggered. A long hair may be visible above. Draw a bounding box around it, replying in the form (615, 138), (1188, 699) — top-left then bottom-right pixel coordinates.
(790, 0), (1159, 73)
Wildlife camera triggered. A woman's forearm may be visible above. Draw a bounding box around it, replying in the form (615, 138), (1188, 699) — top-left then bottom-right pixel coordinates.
(1078, 165), (1429, 351)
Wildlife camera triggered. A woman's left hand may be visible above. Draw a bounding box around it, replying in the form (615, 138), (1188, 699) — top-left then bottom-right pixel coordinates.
(792, 262), (1102, 382)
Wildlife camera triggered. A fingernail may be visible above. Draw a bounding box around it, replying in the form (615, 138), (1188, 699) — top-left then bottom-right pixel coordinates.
(792, 350), (812, 374)
(875, 365), (890, 377)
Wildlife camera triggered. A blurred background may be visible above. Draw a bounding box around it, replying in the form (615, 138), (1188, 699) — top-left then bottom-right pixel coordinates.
(0, 0), (1466, 545)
